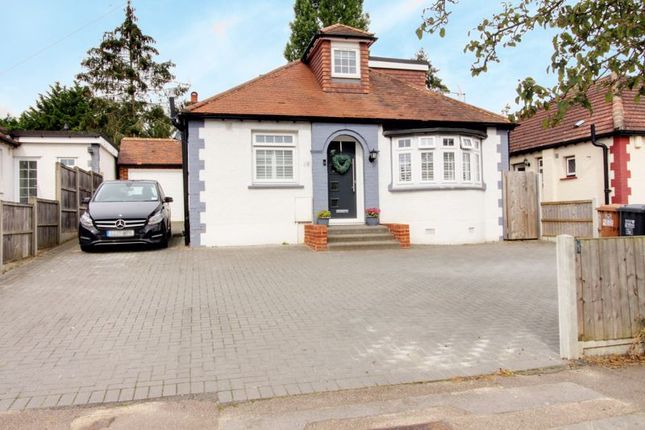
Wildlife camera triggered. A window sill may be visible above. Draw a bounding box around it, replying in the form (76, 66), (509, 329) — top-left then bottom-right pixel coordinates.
(388, 183), (486, 192)
(248, 184), (304, 190)
(560, 176), (577, 181)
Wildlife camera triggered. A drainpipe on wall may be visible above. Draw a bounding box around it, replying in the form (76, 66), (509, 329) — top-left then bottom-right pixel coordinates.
(590, 124), (611, 205)
(170, 96), (190, 246)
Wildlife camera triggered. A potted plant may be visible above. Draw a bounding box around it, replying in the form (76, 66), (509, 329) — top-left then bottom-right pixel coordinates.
(316, 209), (331, 225)
(365, 208), (380, 226)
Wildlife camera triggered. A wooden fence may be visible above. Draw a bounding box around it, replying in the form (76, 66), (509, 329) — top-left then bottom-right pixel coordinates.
(0, 198), (61, 270)
(0, 164), (103, 270)
(503, 171), (540, 240)
(557, 235), (645, 359)
(56, 163), (103, 242)
(541, 200), (596, 238)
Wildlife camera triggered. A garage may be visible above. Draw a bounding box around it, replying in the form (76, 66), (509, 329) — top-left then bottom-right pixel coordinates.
(117, 137), (184, 223)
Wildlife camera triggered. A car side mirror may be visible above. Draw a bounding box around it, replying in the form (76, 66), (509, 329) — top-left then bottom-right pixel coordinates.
(82, 197), (91, 204)
(164, 196), (173, 203)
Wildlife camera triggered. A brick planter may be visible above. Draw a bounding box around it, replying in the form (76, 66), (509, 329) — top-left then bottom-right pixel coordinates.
(383, 223), (411, 248)
(304, 224), (328, 251)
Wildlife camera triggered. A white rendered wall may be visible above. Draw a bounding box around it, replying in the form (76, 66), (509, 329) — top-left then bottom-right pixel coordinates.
(128, 168), (184, 221)
(510, 139), (608, 204)
(198, 120), (313, 246)
(0, 143), (15, 201)
(627, 135), (645, 203)
(99, 146), (116, 180)
(378, 127), (503, 244)
(12, 142), (95, 200)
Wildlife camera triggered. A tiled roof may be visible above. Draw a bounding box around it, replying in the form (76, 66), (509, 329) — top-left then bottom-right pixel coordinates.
(186, 61), (510, 125)
(319, 23), (374, 38)
(510, 82), (644, 154)
(0, 128), (19, 147)
(118, 138), (182, 166)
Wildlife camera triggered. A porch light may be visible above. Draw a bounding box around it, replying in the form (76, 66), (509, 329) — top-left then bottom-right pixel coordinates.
(369, 149), (379, 163)
(523, 158), (531, 167)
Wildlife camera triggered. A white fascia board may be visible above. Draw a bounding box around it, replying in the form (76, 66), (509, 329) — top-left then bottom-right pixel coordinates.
(368, 60), (429, 71)
(15, 136), (118, 158)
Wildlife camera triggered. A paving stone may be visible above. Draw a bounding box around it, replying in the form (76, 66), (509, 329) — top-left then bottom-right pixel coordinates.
(0, 241), (560, 409)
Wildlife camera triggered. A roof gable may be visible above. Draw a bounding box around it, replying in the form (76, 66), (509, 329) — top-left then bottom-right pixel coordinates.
(185, 61), (509, 125)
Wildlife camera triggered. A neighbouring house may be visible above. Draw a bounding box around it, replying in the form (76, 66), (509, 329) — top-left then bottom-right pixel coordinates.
(0, 130), (117, 203)
(117, 137), (184, 222)
(0, 128), (20, 202)
(179, 24), (513, 247)
(510, 81), (645, 205)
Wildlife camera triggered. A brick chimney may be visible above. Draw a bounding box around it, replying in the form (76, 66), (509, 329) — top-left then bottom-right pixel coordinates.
(368, 57), (430, 89)
(303, 24), (376, 94)
(190, 91), (198, 104)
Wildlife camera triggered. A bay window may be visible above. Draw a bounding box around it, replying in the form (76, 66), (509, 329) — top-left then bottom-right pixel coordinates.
(392, 135), (483, 189)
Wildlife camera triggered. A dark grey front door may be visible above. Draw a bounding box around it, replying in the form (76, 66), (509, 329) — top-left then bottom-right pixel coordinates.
(327, 141), (356, 218)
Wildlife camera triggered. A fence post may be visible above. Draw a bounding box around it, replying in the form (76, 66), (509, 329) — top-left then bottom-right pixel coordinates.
(74, 166), (81, 224)
(591, 198), (599, 238)
(29, 197), (38, 256)
(557, 234), (580, 359)
(0, 200), (3, 272)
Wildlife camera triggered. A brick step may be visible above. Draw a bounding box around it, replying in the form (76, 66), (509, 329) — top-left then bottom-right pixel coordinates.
(327, 239), (401, 251)
(327, 232), (395, 243)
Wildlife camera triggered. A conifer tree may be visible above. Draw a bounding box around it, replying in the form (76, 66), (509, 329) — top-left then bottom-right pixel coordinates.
(414, 48), (449, 93)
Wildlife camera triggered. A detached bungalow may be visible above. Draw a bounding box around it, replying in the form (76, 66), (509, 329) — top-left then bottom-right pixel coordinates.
(179, 24), (512, 247)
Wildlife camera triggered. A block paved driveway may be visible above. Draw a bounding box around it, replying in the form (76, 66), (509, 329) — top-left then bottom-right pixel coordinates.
(0, 240), (560, 410)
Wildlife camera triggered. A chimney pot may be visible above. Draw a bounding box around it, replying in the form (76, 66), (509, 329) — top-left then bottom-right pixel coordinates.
(191, 91), (198, 104)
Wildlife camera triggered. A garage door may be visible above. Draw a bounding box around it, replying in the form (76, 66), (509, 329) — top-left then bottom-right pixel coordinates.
(127, 169), (184, 222)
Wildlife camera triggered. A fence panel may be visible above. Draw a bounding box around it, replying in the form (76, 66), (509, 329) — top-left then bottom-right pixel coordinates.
(541, 200), (594, 238)
(34, 198), (60, 250)
(57, 163), (79, 241)
(503, 171), (539, 240)
(576, 237), (645, 341)
(1, 201), (34, 265)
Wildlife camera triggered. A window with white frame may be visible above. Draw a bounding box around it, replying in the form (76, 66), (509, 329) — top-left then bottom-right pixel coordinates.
(253, 133), (296, 183)
(331, 42), (360, 79)
(565, 155), (576, 177)
(398, 152), (412, 183)
(19, 159), (37, 203)
(392, 135), (483, 188)
(57, 157), (76, 167)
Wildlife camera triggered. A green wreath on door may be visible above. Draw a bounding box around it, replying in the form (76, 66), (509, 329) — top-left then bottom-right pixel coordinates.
(331, 152), (353, 174)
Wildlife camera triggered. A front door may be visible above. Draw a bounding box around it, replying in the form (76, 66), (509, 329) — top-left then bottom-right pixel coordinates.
(327, 141), (356, 218)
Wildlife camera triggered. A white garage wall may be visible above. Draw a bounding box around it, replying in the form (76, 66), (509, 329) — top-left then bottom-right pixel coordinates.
(127, 168), (184, 222)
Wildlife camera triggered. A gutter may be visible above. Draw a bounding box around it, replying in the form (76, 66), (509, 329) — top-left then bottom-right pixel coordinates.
(509, 129), (645, 156)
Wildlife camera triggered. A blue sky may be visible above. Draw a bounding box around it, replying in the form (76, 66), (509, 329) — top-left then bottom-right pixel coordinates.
(0, 0), (556, 117)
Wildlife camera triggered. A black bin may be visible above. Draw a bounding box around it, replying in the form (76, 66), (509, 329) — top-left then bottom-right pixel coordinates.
(618, 204), (645, 236)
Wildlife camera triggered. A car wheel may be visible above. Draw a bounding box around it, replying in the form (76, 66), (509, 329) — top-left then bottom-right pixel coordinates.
(159, 236), (169, 249)
(80, 245), (93, 253)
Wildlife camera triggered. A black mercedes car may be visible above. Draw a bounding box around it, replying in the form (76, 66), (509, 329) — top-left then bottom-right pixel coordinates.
(79, 180), (173, 251)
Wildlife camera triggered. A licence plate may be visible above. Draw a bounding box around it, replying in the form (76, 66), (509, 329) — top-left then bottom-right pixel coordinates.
(106, 230), (135, 238)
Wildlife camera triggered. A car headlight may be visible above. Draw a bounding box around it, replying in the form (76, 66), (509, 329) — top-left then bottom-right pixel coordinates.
(148, 210), (164, 225)
(80, 212), (94, 229)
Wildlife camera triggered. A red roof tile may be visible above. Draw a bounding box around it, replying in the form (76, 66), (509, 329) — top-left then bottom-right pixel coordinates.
(319, 23), (374, 38)
(510, 82), (644, 154)
(118, 138), (182, 166)
(186, 61), (510, 125)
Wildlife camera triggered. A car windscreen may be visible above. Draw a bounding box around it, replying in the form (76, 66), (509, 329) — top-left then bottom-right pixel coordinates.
(93, 182), (159, 202)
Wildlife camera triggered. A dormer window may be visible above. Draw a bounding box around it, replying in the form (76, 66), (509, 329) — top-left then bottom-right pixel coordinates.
(331, 42), (360, 79)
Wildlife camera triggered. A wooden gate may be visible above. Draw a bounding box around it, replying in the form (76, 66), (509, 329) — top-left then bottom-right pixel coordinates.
(503, 171), (539, 240)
